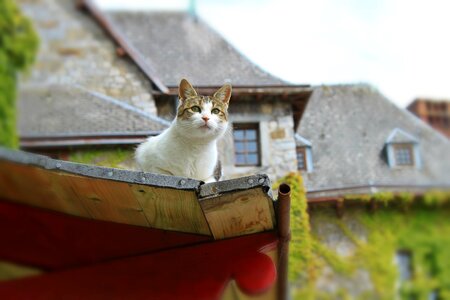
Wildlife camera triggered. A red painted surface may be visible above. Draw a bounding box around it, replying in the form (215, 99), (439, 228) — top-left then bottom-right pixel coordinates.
(0, 200), (211, 270)
(0, 200), (279, 299)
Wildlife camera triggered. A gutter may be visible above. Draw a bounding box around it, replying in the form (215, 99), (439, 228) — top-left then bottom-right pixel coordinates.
(20, 132), (161, 149)
(307, 183), (450, 203)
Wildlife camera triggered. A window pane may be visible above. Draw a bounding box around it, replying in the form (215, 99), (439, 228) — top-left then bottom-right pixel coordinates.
(246, 129), (256, 140)
(428, 290), (439, 300)
(233, 130), (244, 140)
(396, 251), (412, 281)
(235, 142), (245, 153)
(235, 154), (245, 165)
(395, 146), (413, 166)
(247, 154), (259, 165)
(247, 142), (257, 152)
(297, 152), (305, 170)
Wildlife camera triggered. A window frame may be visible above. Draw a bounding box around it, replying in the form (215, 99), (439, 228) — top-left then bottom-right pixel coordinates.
(233, 123), (261, 167)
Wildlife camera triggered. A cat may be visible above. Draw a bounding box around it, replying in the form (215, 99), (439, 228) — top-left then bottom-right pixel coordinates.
(135, 78), (231, 183)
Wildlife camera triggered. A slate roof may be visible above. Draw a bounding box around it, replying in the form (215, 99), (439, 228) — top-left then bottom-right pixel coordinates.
(385, 128), (419, 144)
(297, 85), (450, 198)
(18, 85), (169, 137)
(105, 11), (288, 87)
(16, 0), (162, 143)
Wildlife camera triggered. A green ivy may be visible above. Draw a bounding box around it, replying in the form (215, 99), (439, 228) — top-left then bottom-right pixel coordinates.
(0, 0), (39, 148)
(277, 173), (450, 299)
(274, 172), (321, 299)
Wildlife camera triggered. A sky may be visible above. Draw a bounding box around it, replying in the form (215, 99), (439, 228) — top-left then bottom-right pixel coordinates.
(96, 0), (450, 108)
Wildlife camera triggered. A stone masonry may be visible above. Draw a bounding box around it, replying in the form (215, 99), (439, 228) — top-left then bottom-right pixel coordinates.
(17, 0), (157, 115)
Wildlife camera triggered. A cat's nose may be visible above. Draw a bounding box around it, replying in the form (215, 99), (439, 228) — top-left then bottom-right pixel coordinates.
(202, 116), (209, 122)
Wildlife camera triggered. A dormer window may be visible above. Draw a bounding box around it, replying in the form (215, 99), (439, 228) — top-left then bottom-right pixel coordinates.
(295, 134), (313, 172)
(385, 129), (421, 169)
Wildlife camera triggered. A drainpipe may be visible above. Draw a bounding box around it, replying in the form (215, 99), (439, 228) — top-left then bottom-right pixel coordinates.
(277, 183), (291, 300)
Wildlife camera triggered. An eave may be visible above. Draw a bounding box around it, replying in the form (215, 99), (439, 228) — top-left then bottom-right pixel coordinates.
(19, 132), (160, 150)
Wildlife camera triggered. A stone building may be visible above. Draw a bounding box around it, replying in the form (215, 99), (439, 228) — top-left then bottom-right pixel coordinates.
(16, 0), (168, 165)
(290, 84), (450, 299)
(17, 0), (312, 181)
(101, 8), (312, 180)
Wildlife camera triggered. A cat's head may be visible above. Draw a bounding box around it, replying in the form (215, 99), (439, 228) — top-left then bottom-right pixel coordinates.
(175, 78), (231, 139)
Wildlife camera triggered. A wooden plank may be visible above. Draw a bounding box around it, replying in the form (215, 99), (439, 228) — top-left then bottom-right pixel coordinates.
(64, 176), (150, 227)
(0, 149), (277, 238)
(0, 161), (91, 218)
(132, 185), (211, 235)
(0, 160), (210, 234)
(200, 188), (276, 240)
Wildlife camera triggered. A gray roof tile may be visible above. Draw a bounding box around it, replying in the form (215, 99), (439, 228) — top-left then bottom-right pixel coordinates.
(106, 11), (288, 87)
(18, 85), (169, 137)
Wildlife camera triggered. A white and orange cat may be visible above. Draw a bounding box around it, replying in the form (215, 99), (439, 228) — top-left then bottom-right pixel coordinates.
(135, 78), (231, 182)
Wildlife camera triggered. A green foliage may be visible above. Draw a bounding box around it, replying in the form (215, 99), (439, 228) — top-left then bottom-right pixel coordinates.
(274, 172), (321, 299)
(279, 175), (450, 299)
(0, 0), (38, 148)
(69, 148), (134, 169)
(423, 190), (449, 207)
(344, 191), (450, 208)
(372, 191), (394, 207)
(294, 194), (450, 299)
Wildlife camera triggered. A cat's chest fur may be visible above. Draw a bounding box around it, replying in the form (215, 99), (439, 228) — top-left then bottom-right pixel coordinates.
(135, 128), (218, 182)
(135, 78), (231, 182)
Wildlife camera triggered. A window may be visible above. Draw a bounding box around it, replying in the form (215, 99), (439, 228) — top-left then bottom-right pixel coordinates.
(297, 147), (307, 170)
(233, 123), (260, 166)
(394, 144), (414, 166)
(429, 290), (439, 300)
(385, 129), (421, 169)
(396, 250), (413, 282)
(295, 134), (313, 172)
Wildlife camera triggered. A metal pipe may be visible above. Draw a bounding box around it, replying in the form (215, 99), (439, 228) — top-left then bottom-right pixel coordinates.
(277, 183), (291, 239)
(277, 183), (291, 300)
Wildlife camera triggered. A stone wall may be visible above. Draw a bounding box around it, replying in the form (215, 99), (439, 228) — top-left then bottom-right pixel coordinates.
(17, 0), (157, 115)
(220, 101), (298, 182)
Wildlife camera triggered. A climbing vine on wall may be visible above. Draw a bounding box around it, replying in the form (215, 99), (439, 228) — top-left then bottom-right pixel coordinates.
(274, 172), (320, 299)
(0, 0), (38, 148)
(276, 172), (450, 300)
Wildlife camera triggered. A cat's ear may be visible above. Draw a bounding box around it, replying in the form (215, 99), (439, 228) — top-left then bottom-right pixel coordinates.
(179, 78), (198, 101)
(213, 83), (232, 104)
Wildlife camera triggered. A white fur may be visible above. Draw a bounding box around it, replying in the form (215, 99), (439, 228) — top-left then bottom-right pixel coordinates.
(135, 101), (228, 182)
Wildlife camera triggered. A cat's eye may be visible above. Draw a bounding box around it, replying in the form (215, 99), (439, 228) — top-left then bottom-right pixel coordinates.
(191, 106), (201, 113)
(211, 108), (221, 114)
